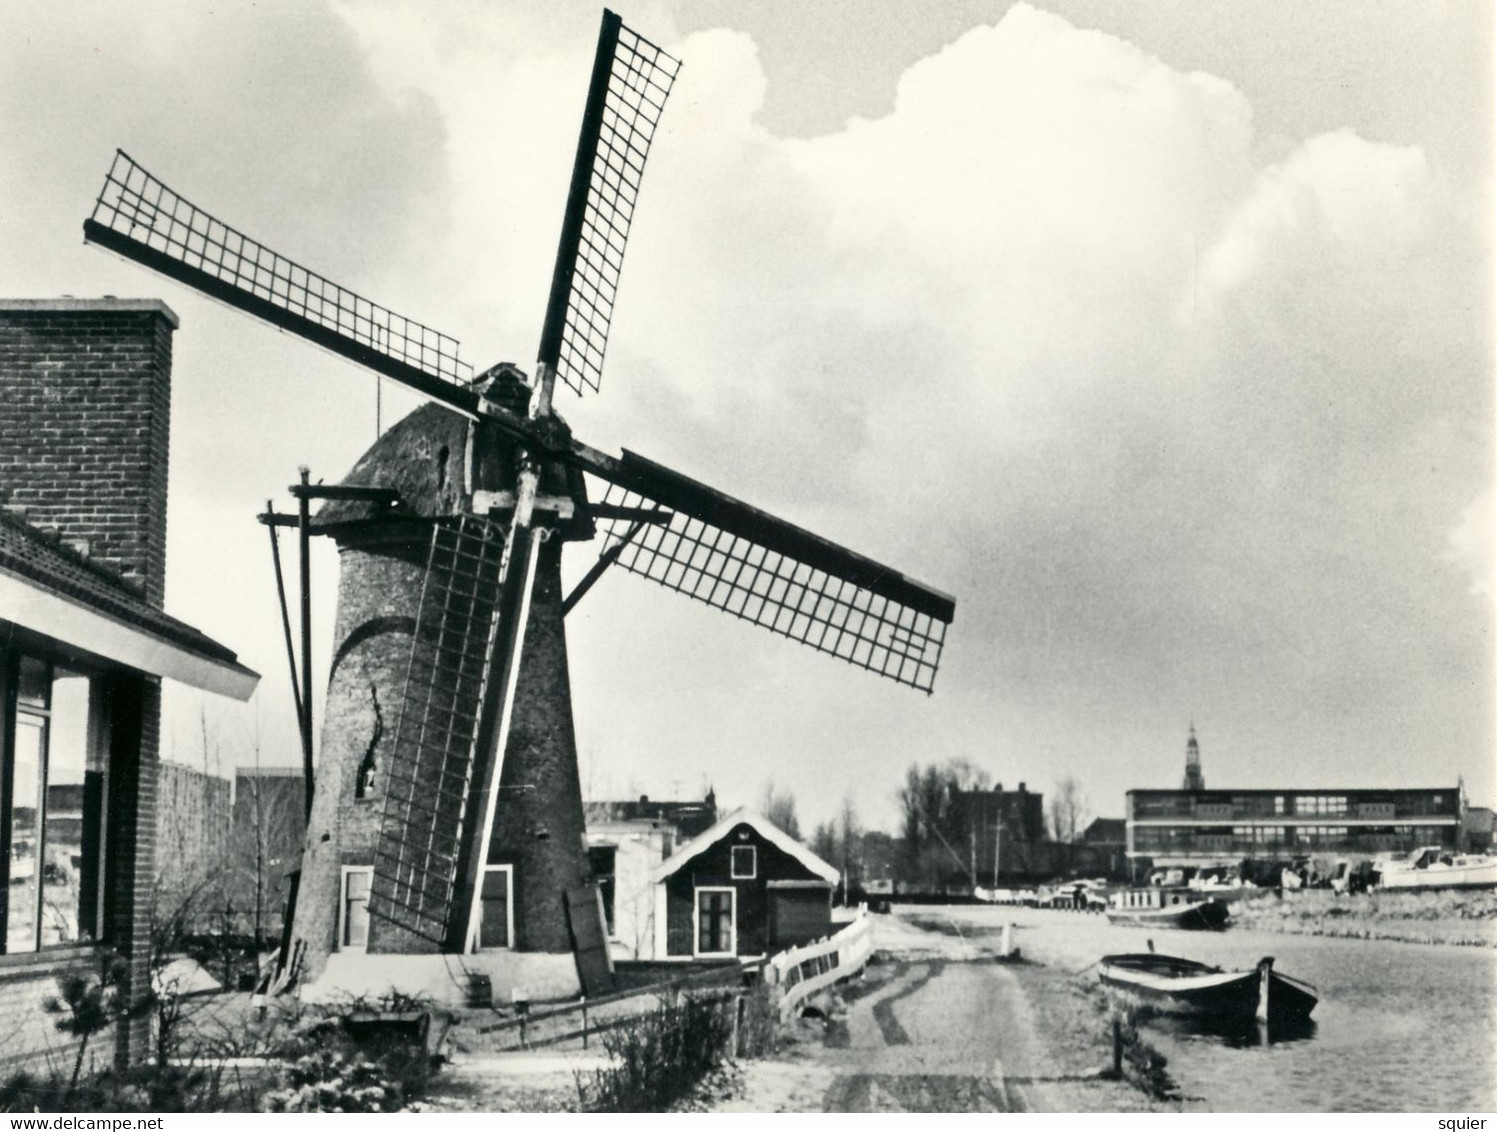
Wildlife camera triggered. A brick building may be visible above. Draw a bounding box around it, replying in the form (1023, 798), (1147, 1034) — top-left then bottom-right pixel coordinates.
(947, 782), (1046, 883)
(0, 299), (256, 1069)
(1126, 786), (1466, 866)
(1124, 729), (1468, 868)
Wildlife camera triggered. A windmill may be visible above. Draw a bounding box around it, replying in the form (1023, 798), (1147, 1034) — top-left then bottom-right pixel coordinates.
(83, 10), (955, 995)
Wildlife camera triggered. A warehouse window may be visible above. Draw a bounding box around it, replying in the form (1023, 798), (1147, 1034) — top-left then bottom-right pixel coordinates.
(4, 654), (107, 954)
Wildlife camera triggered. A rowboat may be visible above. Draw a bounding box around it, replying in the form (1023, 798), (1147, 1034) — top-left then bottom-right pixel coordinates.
(1099, 952), (1318, 1023)
(1106, 887), (1228, 930)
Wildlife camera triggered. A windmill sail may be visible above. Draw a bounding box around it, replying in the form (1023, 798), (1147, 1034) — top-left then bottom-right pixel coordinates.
(587, 451), (955, 692)
(369, 515), (508, 945)
(83, 151), (480, 417)
(537, 9), (682, 397)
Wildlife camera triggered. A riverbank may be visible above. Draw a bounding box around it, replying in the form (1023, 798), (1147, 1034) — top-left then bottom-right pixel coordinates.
(921, 901), (1497, 1111)
(1228, 887), (1497, 947)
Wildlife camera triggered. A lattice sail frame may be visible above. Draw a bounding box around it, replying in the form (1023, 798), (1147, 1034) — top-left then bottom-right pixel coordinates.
(593, 481), (949, 692)
(539, 12), (682, 397)
(87, 151), (474, 392)
(369, 516), (508, 944)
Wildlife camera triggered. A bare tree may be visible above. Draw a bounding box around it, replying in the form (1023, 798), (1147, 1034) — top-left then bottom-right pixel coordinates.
(946, 758), (992, 792)
(758, 780), (802, 840)
(810, 821), (837, 862)
(1048, 775), (1090, 844)
(896, 763), (970, 885)
(836, 796), (859, 901)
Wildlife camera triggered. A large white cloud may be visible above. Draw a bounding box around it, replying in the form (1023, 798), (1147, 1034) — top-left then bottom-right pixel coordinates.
(2, 2), (1487, 823)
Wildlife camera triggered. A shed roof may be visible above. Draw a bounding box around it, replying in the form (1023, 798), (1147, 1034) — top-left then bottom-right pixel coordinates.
(652, 807), (838, 885)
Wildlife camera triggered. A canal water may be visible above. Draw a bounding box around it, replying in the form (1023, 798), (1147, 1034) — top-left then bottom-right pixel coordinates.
(931, 905), (1497, 1112)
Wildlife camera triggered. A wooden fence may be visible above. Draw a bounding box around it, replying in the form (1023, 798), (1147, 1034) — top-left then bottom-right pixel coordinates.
(763, 910), (873, 1021)
(475, 960), (755, 1051)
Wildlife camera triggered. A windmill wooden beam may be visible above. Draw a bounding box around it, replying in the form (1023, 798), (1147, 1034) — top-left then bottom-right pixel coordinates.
(82, 215), (482, 420)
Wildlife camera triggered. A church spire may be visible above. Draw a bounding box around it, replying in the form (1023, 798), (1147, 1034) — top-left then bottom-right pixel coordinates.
(1182, 723), (1204, 791)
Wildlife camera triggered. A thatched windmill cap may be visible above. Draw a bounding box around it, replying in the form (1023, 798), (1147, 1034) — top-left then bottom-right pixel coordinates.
(315, 368), (591, 541)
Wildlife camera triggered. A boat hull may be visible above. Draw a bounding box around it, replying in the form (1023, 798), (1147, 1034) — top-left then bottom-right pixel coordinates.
(1100, 953), (1318, 1022)
(1378, 858), (1497, 891)
(1105, 899), (1229, 931)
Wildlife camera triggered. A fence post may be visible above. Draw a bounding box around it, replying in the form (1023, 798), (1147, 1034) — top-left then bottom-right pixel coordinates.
(582, 996), (588, 1050)
(1111, 1017), (1123, 1077)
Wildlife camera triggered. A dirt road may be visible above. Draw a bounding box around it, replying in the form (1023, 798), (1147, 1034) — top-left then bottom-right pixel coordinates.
(714, 911), (1167, 1113)
(818, 956), (1058, 1111)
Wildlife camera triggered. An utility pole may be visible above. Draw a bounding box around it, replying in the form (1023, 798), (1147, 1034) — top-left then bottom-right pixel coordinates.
(993, 799), (1003, 888)
(969, 823), (977, 890)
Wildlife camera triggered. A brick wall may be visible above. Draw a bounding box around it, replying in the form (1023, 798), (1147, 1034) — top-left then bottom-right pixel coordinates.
(0, 300), (177, 1071)
(293, 536), (430, 977)
(155, 761), (233, 925)
(106, 672), (159, 1068)
(0, 299), (177, 604)
(488, 538), (592, 952)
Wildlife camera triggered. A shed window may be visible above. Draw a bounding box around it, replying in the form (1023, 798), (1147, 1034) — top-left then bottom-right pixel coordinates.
(730, 845), (756, 880)
(695, 888), (735, 956)
(4, 656), (106, 954)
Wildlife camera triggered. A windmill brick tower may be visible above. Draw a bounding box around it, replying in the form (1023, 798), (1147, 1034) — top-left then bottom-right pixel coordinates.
(289, 384), (601, 998)
(82, 9), (956, 1005)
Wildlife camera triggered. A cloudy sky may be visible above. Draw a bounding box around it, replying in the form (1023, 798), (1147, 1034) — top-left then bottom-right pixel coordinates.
(3, 1), (1491, 832)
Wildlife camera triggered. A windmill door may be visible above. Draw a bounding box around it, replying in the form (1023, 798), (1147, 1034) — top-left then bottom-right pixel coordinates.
(478, 865), (513, 950)
(565, 884), (615, 996)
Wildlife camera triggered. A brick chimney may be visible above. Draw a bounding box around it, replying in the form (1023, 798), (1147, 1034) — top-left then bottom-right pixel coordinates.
(0, 299), (178, 607)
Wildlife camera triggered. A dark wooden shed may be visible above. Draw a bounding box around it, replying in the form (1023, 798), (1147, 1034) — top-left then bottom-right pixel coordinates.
(653, 809), (837, 960)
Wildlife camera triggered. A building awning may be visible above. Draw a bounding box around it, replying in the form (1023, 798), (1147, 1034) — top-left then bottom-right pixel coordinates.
(0, 516), (258, 700)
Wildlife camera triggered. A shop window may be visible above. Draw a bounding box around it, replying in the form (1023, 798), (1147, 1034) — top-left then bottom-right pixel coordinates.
(5, 657), (106, 954)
